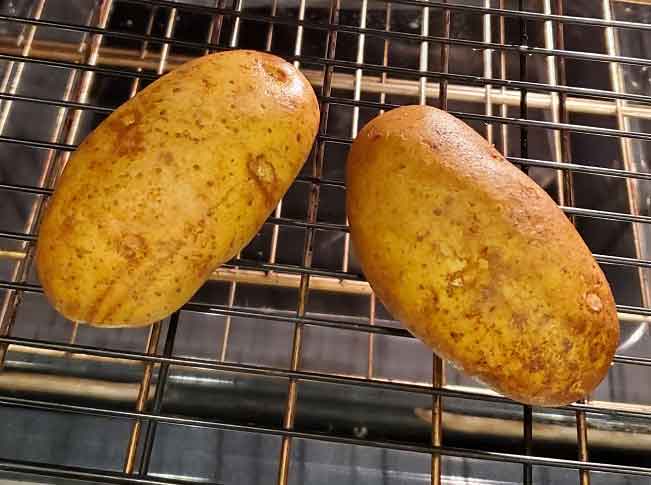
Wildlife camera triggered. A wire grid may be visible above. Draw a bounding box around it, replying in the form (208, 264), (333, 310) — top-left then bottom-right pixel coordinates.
(1, 0), (651, 484)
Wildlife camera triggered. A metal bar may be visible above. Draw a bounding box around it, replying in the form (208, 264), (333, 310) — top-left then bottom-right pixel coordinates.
(498, 0), (509, 155)
(6, 78), (651, 140)
(206, 0), (228, 53)
(378, 3), (391, 114)
(0, 332), (650, 418)
(0, 456), (218, 485)
(518, 3), (533, 485)
(542, 0), (563, 198)
(483, 0), (493, 143)
(518, 0), (528, 171)
(554, 0), (575, 208)
(348, 0), (374, 397)
(126, 0), (651, 32)
(277, 1), (340, 480)
(265, 0), (279, 51)
(268, 0), (309, 269)
(127, 5), (157, 98)
(265, 0), (288, 266)
(2, 393), (651, 476)
(219, 277), (236, 362)
(367, 1), (391, 382)
(123, 323), (162, 473)
(523, 404), (533, 485)
(206, 0), (241, 369)
(343, 0), (368, 274)
(366, 292), (376, 378)
(5, 13), (651, 70)
(8, 39), (651, 113)
(418, 0), (429, 107)
(431, 2), (450, 484)
(229, 0), (243, 47)
(219, 0), (249, 367)
(139, 312), (180, 475)
(576, 403), (591, 485)
(23, 60), (651, 121)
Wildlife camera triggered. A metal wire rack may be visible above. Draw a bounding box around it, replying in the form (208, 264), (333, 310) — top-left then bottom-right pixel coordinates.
(1, 0), (651, 484)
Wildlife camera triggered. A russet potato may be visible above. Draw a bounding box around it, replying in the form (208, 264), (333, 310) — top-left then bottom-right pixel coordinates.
(346, 105), (619, 406)
(36, 50), (319, 327)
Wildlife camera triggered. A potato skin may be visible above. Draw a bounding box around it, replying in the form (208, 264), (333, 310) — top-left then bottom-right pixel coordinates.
(346, 105), (619, 406)
(36, 50), (319, 327)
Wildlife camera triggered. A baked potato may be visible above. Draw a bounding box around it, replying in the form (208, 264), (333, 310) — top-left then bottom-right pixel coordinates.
(346, 105), (619, 406)
(36, 50), (320, 327)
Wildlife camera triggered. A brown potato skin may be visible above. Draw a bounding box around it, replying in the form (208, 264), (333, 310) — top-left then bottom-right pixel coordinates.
(36, 50), (319, 327)
(346, 105), (619, 406)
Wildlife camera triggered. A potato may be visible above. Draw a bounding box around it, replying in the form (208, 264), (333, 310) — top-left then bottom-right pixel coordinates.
(346, 105), (619, 406)
(36, 50), (319, 327)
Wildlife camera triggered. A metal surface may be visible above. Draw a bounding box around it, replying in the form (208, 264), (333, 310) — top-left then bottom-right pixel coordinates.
(1, 1), (651, 484)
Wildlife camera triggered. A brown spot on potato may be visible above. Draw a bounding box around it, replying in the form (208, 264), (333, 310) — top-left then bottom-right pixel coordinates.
(247, 153), (278, 206)
(450, 331), (463, 342)
(511, 312), (526, 332)
(110, 111), (146, 157)
(528, 354), (544, 373)
(117, 233), (148, 264)
(585, 292), (603, 312)
(263, 62), (289, 83)
(445, 271), (465, 296)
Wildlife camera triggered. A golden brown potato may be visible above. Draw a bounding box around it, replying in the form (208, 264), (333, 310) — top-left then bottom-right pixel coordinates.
(346, 105), (619, 406)
(36, 50), (319, 327)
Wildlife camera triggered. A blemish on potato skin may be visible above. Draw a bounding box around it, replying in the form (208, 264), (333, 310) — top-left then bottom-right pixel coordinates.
(247, 153), (278, 206)
(449, 331), (463, 342)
